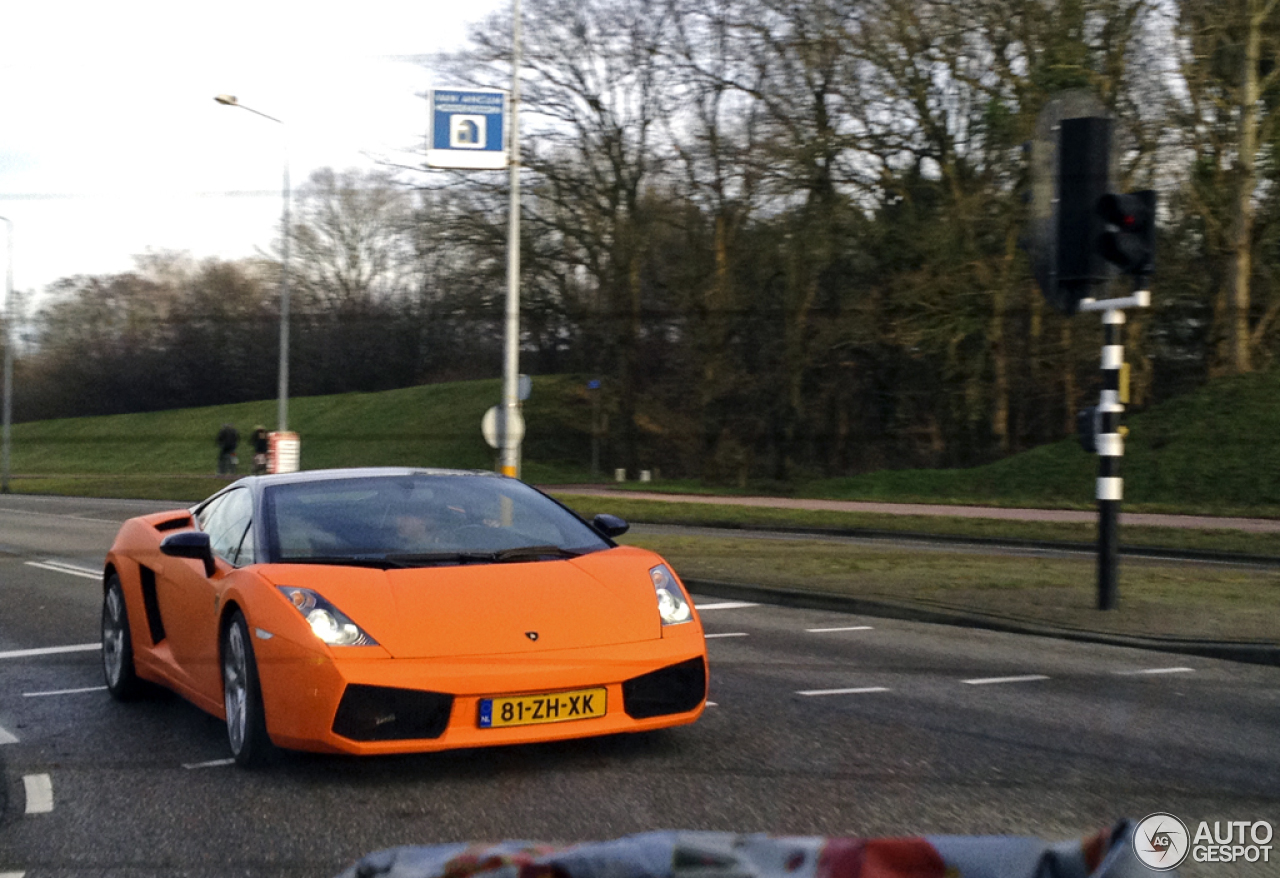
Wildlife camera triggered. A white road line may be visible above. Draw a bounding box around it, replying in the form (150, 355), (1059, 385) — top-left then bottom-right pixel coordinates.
(706, 701), (717, 707)
(694, 601), (759, 611)
(806, 626), (874, 633)
(23, 774), (53, 814)
(0, 871), (27, 877)
(0, 726), (17, 745)
(183, 758), (236, 770)
(797, 686), (889, 697)
(0, 644), (100, 661)
(24, 561), (100, 580)
(1115, 667), (1195, 676)
(24, 686), (108, 698)
(0, 506), (120, 523)
(704, 632), (748, 639)
(963, 675), (1050, 686)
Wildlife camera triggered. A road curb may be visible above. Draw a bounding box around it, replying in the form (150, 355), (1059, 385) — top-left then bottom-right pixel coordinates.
(685, 578), (1280, 667)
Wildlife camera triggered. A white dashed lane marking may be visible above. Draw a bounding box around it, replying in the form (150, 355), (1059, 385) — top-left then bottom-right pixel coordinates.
(23, 774), (53, 814)
(0, 644), (100, 661)
(704, 632), (748, 639)
(24, 560), (99, 580)
(183, 758), (236, 770)
(694, 601), (759, 611)
(1115, 667), (1195, 676)
(963, 675), (1051, 686)
(806, 626), (874, 633)
(797, 687), (890, 697)
(24, 686), (107, 698)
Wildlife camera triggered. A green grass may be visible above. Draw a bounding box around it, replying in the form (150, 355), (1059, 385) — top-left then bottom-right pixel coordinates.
(5, 375), (599, 488)
(8, 367), (1280, 522)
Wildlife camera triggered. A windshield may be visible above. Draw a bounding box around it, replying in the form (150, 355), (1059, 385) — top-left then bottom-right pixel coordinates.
(263, 473), (612, 565)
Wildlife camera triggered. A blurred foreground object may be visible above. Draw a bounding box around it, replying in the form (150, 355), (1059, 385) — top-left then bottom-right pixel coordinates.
(337, 823), (1158, 878)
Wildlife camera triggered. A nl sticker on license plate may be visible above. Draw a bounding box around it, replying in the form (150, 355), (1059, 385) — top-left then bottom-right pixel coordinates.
(478, 687), (607, 728)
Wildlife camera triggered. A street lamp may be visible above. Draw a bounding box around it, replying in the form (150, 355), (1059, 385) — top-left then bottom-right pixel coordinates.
(214, 94), (292, 433)
(0, 215), (12, 493)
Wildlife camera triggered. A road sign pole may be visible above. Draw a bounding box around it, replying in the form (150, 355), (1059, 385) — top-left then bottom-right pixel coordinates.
(500, 0), (523, 479)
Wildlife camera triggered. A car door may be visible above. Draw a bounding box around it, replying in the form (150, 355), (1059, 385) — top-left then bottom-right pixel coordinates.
(162, 488), (255, 699)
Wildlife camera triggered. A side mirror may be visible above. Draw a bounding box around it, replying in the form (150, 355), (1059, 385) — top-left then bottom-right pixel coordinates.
(161, 530), (217, 577)
(592, 513), (630, 539)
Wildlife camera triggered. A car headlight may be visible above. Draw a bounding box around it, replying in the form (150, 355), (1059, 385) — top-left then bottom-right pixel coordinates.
(277, 587), (377, 646)
(650, 564), (692, 626)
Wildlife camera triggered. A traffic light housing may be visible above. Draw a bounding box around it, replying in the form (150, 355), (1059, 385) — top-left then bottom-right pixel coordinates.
(1032, 116), (1159, 313)
(1097, 190), (1156, 278)
(1051, 117), (1113, 314)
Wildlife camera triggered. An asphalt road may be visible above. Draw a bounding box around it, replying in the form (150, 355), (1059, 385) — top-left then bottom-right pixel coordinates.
(1, 496), (1278, 877)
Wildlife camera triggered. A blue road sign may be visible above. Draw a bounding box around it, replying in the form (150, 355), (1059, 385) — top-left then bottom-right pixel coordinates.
(427, 89), (509, 170)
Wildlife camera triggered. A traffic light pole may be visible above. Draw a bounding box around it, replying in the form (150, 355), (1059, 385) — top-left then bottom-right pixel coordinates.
(1078, 288), (1149, 610)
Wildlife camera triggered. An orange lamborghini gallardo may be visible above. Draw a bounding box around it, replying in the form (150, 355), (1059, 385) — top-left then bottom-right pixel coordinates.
(101, 468), (708, 766)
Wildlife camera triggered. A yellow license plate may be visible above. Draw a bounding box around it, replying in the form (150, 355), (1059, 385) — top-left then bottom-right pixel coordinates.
(478, 687), (607, 728)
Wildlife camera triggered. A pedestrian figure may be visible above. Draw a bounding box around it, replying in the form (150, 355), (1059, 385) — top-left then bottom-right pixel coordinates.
(216, 423), (240, 476)
(251, 425), (269, 475)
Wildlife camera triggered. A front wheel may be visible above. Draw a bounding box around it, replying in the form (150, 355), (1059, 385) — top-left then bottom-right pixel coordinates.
(222, 611), (272, 767)
(101, 575), (142, 700)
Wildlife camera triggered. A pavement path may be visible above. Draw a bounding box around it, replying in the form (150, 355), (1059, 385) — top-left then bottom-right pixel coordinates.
(546, 487), (1280, 533)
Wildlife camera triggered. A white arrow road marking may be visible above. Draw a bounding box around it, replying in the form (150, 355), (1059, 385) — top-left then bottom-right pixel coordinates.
(0, 644), (100, 661)
(25, 561), (99, 580)
(963, 675), (1050, 686)
(23, 774), (53, 814)
(797, 686), (889, 697)
(0, 726), (17, 745)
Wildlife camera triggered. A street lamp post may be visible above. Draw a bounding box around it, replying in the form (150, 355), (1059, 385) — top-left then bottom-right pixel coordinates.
(0, 215), (12, 493)
(214, 95), (291, 433)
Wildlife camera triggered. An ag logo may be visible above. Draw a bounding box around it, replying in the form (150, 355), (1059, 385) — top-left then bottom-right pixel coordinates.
(1134, 813), (1190, 871)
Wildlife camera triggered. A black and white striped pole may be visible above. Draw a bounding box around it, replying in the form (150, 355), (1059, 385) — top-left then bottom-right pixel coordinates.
(1079, 288), (1149, 610)
(1031, 114), (1156, 611)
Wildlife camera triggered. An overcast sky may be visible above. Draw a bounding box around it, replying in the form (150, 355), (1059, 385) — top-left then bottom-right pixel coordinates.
(0, 0), (505, 300)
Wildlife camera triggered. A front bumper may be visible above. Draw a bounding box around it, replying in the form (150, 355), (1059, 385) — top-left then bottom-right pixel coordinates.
(254, 632), (708, 756)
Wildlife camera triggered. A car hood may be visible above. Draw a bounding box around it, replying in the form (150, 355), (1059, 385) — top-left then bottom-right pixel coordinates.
(263, 546), (664, 659)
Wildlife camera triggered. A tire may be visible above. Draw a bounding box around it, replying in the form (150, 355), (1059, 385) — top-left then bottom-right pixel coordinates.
(221, 611), (273, 767)
(101, 575), (143, 700)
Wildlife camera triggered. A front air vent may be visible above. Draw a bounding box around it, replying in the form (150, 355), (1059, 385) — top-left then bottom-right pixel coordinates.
(332, 685), (454, 741)
(154, 516), (192, 532)
(622, 657), (707, 719)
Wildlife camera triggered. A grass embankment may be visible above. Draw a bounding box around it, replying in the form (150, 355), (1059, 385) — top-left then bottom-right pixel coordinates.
(6, 370), (1280, 644)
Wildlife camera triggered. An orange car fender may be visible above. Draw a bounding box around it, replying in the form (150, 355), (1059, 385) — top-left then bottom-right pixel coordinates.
(217, 574), (392, 741)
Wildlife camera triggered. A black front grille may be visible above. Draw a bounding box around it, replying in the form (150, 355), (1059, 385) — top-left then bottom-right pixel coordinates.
(622, 657), (707, 719)
(332, 685), (454, 741)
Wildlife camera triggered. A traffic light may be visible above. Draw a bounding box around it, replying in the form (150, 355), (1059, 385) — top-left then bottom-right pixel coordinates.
(1097, 190), (1156, 278)
(1051, 117), (1112, 314)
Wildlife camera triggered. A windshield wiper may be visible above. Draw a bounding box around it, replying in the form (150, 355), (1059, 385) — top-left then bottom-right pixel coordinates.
(492, 545), (584, 563)
(383, 551), (500, 567)
(276, 554), (411, 570)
